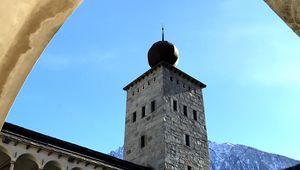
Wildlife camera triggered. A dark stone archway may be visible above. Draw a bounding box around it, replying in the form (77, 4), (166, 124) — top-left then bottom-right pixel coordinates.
(0, 146), (10, 170)
(14, 154), (38, 170)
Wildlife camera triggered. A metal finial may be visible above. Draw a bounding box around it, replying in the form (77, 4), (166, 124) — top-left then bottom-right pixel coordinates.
(162, 26), (164, 41)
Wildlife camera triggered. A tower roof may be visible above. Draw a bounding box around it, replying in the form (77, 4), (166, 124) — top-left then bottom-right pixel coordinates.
(147, 27), (179, 67)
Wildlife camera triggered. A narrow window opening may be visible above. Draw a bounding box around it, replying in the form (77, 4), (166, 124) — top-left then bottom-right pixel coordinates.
(132, 112), (136, 122)
(153, 77), (156, 82)
(132, 91), (134, 96)
(148, 81), (150, 85)
(142, 106), (146, 118)
(183, 84), (185, 88)
(176, 80), (179, 84)
(193, 110), (197, 121)
(188, 86), (191, 91)
(151, 100), (156, 112)
(137, 88), (139, 93)
(187, 166), (192, 170)
(183, 105), (187, 116)
(170, 76), (173, 81)
(173, 100), (177, 111)
(185, 134), (190, 147)
(141, 135), (146, 148)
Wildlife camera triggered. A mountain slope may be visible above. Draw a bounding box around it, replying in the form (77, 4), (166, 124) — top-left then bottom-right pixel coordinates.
(208, 141), (299, 170)
(109, 141), (300, 170)
(109, 146), (123, 159)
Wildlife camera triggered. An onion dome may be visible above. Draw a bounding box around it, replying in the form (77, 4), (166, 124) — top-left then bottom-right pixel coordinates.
(147, 27), (179, 67)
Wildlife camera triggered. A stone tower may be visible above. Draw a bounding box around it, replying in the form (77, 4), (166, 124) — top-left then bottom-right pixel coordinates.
(123, 33), (210, 170)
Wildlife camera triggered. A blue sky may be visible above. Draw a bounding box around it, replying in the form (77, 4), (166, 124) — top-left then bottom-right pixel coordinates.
(7, 0), (300, 160)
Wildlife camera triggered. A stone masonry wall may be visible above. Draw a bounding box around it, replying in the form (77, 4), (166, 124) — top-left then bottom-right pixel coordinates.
(162, 67), (210, 170)
(124, 65), (210, 170)
(124, 66), (166, 170)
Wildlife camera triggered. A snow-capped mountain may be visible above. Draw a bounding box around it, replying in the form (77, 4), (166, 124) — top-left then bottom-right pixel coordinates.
(208, 141), (299, 170)
(109, 146), (123, 160)
(109, 141), (300, 170)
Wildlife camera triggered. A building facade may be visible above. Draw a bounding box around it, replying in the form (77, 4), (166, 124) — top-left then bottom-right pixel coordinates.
(0, 123), (149, 170)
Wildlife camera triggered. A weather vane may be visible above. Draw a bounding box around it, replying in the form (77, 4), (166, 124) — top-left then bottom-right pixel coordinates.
(162, 25), (165, 41)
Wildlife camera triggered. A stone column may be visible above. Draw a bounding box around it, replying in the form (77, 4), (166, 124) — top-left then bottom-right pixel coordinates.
(9, 161), (15, 170)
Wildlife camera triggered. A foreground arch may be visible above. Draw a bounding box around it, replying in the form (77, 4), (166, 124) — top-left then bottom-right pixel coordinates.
(0, 0), (82, 129)
(265, 0), (300, 36)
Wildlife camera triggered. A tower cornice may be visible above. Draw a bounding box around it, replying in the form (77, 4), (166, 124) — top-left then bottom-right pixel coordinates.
(123, 62), (206, 91)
